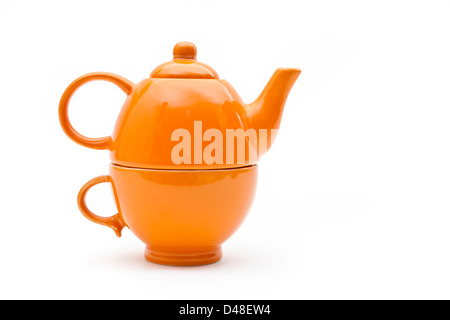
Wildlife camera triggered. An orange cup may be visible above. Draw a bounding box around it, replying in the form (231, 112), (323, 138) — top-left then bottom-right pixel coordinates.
(78, 164), (258, 266)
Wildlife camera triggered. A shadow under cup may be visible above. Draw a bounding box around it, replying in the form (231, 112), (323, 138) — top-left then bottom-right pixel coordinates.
(78, 163), (258, 266)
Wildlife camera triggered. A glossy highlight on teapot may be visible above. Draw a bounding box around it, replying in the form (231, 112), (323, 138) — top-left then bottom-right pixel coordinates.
(59, 41), (301, 266)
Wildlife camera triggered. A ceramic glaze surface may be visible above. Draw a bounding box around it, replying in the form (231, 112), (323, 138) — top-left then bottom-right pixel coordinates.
(110, 78), (250, 169)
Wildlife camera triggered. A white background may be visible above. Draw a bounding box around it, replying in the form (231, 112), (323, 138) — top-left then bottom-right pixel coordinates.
(1, 0), (449, 300)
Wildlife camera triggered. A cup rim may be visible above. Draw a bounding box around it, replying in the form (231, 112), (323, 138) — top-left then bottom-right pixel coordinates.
(110, 163), (257, 173)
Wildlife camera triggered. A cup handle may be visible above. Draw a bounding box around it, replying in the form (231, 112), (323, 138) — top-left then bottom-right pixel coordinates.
(77, 175), (126, 237)
(59, 72), (135, 150)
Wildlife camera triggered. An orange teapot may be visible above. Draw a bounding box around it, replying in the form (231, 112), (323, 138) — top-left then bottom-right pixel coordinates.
(59, 42), (300, 266)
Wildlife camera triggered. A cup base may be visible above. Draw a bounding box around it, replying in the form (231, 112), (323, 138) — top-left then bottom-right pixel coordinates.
(145, 246), (222, 266)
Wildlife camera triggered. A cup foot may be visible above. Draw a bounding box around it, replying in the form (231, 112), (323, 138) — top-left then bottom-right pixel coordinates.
(145, 246), (222, 266)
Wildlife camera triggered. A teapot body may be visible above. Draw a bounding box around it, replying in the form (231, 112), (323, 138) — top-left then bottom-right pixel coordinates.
(111, 78), (253, 169)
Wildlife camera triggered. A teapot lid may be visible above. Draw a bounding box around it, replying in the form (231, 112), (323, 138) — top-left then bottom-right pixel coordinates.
(150, 42), (219, 79)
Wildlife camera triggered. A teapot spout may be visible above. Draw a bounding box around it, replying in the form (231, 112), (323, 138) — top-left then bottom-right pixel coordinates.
(246, 68), (301, 155)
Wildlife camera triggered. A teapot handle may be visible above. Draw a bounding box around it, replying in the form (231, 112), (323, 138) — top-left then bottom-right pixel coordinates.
(59, 72), (134, 150)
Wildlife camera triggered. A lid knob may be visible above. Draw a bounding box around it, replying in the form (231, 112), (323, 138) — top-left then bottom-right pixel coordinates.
(173, 42), (197, 60)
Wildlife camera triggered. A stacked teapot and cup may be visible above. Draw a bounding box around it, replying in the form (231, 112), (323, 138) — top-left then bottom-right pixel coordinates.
(59, 42), (300, 266)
